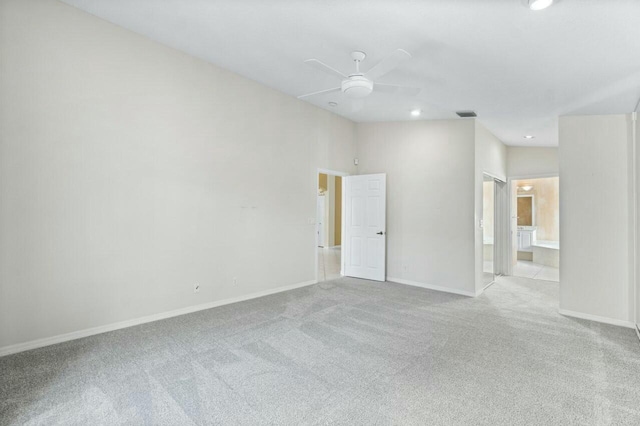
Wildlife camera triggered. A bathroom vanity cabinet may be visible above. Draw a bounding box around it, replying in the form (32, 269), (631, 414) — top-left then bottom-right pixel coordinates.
(517, 228), (537, 252)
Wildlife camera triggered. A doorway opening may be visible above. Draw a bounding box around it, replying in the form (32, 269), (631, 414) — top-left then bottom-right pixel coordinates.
(510, 176), (560, 282)
(317, 171), (346, 282)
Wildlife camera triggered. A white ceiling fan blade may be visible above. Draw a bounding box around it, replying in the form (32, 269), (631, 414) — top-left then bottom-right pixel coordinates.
(364, 49), (412, 81)
(297, 87), (341, 99)
(304, 59), (348, 79)
(375, 83), (421, 96)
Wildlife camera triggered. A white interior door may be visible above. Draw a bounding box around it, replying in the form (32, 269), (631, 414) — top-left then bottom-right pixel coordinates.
(344, 174), (386, 281)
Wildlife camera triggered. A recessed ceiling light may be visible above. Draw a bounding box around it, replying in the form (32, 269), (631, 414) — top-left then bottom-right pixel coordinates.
(524, 135), (535, 139)
(328, 102), (338, 107)
(411, 109), (421, 117)
(528, 0), (553, 11)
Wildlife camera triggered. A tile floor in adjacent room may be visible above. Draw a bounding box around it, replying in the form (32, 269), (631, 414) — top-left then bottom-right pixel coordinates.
(2, 275), (639, 425)
(318, 246), (341, 282)
(513, 260), (559, 282)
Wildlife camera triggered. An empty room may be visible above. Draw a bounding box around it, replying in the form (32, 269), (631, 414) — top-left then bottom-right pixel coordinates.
(1, 0), (640, 425)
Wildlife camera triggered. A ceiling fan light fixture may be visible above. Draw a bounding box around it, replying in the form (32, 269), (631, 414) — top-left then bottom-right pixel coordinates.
(299, 49), (419, 101)
(528, 0), (553, 10)
(341, 76), (373, 98)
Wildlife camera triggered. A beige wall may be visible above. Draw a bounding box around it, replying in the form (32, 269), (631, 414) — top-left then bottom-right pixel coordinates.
(354, 120), (505, 296)
(559, 114), (633, 326)
(0, 0), (357, 350)
(476, 122), (508, 182)
(356, 120), (477, 295)
(507, 147), (559, 177)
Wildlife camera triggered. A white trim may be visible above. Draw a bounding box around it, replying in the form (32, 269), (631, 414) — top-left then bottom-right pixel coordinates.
(387, 277), (480, 297)
(558, 308), (635, 329)
(317, 168), (350, 177)
(0, 279), (317, 357)
(482, 170), (506, 183)
(636, 324), (640, 343)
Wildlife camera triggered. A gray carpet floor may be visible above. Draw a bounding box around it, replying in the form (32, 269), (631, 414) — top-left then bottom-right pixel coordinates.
(1, 275), (639, 425)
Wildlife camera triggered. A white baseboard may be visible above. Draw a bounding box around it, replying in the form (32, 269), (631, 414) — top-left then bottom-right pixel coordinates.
(636, 324), (640, 343)
(558, 309), (635, 329)
(0, 279), (317, 357)
(387, 277), (478, 297)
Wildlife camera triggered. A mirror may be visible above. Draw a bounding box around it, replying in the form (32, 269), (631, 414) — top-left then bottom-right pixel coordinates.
(517, 195), (535, 226)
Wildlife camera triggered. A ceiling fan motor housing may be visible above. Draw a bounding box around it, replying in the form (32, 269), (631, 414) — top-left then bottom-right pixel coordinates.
(342, 76), (373, 98)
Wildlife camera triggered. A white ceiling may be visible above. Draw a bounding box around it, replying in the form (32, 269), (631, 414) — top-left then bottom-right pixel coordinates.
(60, 0), (640, 146)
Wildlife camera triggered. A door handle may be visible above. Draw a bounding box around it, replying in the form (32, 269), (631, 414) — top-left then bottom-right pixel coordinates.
(377, 231), (385, 235)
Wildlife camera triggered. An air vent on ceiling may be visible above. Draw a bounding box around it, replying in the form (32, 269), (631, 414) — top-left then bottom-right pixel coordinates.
(456, 111), (477, 118)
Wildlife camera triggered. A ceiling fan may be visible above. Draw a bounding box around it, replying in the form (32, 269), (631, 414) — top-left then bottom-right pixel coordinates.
(297, 49), (421, 101)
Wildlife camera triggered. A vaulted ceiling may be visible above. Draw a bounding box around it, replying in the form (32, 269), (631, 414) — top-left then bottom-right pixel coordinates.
(60, 0), (640, 146)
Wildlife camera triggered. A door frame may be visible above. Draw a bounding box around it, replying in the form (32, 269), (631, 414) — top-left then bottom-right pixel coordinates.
(482, 172), (508, 286)
(316, 168), (350, 282)
(316, 195), (325, 247)
(506, 173), (559, 276)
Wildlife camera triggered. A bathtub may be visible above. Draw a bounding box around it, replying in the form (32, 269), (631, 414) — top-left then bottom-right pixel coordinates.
(532, 240), (559, 268)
